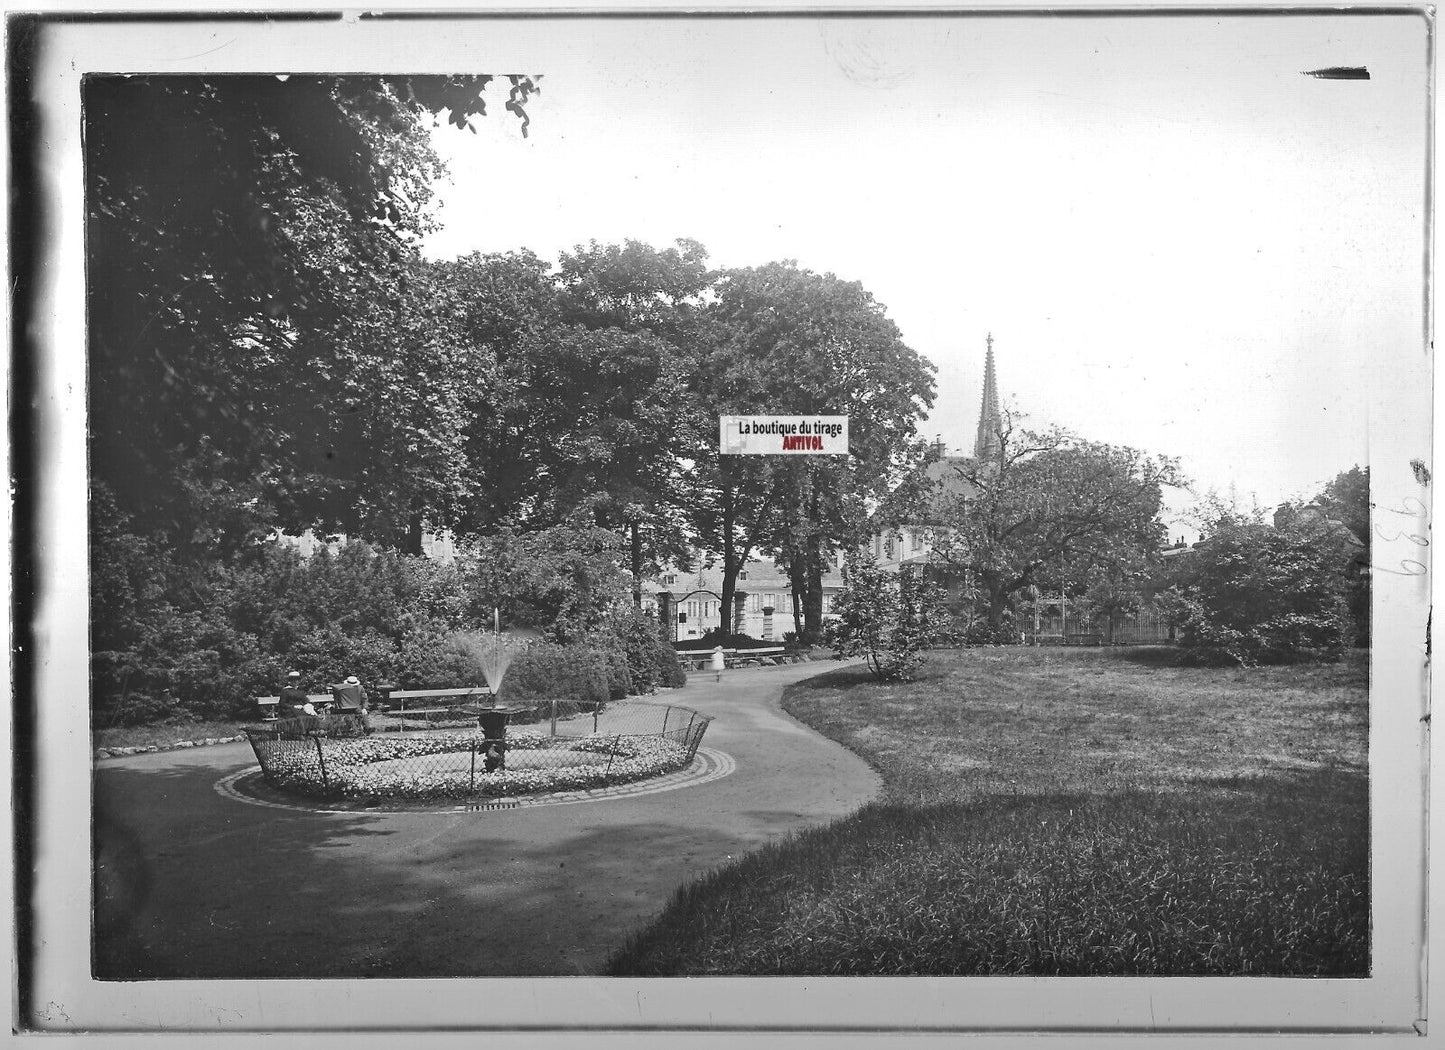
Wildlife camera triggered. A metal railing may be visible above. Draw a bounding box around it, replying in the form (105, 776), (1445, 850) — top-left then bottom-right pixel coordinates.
(243, 700), (712, 802)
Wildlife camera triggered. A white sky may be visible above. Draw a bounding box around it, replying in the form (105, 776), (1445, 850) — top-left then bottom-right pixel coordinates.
(419, 13), (1429, 536)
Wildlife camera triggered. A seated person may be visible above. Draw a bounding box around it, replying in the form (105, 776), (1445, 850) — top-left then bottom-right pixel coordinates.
(279, 671), (319, 728)
(330, 675), (367, 716)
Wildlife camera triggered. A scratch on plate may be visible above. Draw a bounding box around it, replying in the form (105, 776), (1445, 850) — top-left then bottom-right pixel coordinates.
(1302, 66), (1370, 80)
(171, 38), (237, 62)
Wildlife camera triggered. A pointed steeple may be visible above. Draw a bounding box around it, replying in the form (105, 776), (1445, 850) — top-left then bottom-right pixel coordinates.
(973, 332), (1002, 459)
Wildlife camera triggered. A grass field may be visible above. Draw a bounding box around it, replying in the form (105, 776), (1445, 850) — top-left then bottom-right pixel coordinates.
(607, 646), (1369, 976)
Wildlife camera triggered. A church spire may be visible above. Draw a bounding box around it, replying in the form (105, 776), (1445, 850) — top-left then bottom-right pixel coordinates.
(973, 332), (1002, 459)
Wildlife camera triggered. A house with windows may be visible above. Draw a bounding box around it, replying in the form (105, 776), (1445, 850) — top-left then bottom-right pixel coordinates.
(642, 556), (847, 642)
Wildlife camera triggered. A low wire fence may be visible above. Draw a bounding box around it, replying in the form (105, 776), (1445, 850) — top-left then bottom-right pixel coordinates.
(244, 700), (712, 802)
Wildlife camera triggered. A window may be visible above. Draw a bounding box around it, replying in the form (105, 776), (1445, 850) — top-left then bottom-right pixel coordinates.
(912, 531), (923, 551)
(664, 574), (677, 585)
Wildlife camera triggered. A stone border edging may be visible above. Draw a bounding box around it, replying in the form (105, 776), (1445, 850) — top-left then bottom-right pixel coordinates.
(94, 734), (247, 760)
(214, 746), (736, 815)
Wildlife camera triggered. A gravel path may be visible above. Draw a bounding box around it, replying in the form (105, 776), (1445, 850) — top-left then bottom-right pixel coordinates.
(92, 660), (879, 977)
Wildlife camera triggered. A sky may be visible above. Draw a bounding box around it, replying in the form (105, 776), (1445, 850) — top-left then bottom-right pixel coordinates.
(419, 13), (1429, 537)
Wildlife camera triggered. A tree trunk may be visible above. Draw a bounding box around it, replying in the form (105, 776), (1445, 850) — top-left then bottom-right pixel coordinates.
(404, 503), (424, 557)
(986, 579), (1011, 627)
(803, 485), (824, 642)
(630, 520), (643, 608)
(804, 553), (824, 642)
(720, 490), (738, 638)
(788, 553), (806, 639)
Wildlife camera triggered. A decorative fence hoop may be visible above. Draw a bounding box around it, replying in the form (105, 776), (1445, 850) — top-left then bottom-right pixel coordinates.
(244, 701), (712, 802)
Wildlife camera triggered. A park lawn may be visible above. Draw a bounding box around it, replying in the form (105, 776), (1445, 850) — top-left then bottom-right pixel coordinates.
(607, 646), (1369, 976)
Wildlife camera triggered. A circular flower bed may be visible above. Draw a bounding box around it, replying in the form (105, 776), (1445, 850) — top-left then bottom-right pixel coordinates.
(255, 728), (694, 801)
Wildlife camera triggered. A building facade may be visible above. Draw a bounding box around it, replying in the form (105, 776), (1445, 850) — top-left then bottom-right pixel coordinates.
(642, 556), (847, 643)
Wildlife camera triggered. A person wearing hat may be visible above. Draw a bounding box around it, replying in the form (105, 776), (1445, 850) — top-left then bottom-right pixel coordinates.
(278, 671), (317, 723)
(330, 675), (367, 716)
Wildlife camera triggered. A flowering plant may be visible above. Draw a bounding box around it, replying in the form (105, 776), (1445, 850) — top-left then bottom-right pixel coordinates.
(260, 728), (693, 800)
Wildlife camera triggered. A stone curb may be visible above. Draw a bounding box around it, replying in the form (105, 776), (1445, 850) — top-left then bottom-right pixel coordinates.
(94, 734), (247, 760)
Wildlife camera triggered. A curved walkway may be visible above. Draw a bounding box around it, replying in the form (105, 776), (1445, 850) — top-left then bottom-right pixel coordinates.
(93, 660), (879, 978)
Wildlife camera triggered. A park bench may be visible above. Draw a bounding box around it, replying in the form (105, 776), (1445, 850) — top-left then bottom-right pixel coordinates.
(676, 648), (723, 671)
(1064, 633), (1104, 647)
(676, 646), (792, 670)
(729, 646), (790, 667)
(676, 648), (736, 671)
(382, 686), (494, 717)
(254, 694), (335, 721)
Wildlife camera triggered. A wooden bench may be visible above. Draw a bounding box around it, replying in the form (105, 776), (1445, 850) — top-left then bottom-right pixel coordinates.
(254, 694), (335, 721)
(383, 686), (494, 717)
(676, 646), (792, 670)
(729, 646), (790, 667)
(676, 648), (734, 671)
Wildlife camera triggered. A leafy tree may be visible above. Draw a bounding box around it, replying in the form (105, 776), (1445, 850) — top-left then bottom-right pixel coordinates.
(86, 74), (538, 551)
(439, 241), (704, 598)
(1275, 466), (1371, 646)
(278, 254), (498, 549)
(688, 262), (936, 639)
(554, 239), (712, 602)
(1317, 466), (1371, 540)
(556, 238), (710, 339)
(459, 524), (633, 644)
(927, 414), (1182, 628)
(1159, 506), (1355, 665)
(827, 556), (947, 681)
(432, 250), (564, 533)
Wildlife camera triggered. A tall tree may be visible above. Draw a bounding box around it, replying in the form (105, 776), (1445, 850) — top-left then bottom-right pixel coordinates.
(86, 74), (538, 551)
(553, 239), (713, 601)
(433, 249), (564, 534)
(435, 241), (706, 593)
(689, 262), (936, 636)
(928, 415), (1182, 628)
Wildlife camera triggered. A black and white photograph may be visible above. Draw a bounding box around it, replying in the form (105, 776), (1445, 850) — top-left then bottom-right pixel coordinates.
(11, 6), (1434, 1041)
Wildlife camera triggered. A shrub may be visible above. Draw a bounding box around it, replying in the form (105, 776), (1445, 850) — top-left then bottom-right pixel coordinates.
(690, 629), (775, 652)
(828, 557), (947, 682)
(590, 606), (686, 692)
(495, 641), (611, 708)
(953, 617), (1020, 647)
(591, 639), (633, 701)
(433, 632), (502, 690)
(90, 520), (473, 723)
(1160, 511), (1354, 666)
